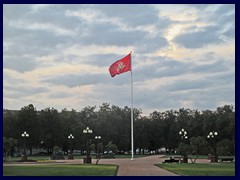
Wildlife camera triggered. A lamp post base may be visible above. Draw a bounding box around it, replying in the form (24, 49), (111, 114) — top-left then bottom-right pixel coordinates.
(210, 155), (218, 163)
(180, 156), (188, 163)
(83, 156), (92, 164)
(68, 154), (74, 159)
(183, 156), (188, 163)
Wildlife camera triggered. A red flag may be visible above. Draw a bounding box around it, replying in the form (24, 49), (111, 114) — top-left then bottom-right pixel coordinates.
(109, 53), (131, 77)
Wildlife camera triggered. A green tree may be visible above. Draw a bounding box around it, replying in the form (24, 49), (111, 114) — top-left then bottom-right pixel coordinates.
(3, 137), (18, 158)
(59, 109), (84, 154)
(162, 110), (178, 153)
(189, 136), (209, 163)
(217, 139), (235, 156)
(17, 104), (40, 155)
(105, 141), (118, 154)
(215, 105), (235, 156)
(3, 103), (235, 157)
(177, 142), (191, 163)
(39, 107), (63, 154)
(3, 110), (18, 139)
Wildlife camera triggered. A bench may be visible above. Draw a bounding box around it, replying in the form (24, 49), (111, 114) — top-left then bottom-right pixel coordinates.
(163, 157), (180, 163)
(218, 156), (234, 162)
(173, 156), (183, 161)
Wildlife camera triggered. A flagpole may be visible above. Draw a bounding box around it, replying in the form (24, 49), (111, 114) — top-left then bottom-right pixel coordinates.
(130, 51), (134, 160)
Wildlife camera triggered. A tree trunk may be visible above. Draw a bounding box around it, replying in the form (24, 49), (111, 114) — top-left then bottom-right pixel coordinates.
(30, 147), (32, 155)
(183, 155), (188, 163)
(189, 155), (198, 163)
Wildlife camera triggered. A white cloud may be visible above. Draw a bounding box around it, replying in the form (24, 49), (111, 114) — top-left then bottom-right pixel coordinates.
(8, 20), (77, 36)
(3, 4), (235, 115)
(65, 8), (104, 23)
(30, 4), (51, 13)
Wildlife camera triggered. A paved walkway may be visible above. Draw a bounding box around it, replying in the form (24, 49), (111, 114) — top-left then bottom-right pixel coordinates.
(98, 155), (179, 176)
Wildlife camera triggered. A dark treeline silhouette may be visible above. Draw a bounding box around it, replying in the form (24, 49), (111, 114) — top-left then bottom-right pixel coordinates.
(3, 103), (235, 156)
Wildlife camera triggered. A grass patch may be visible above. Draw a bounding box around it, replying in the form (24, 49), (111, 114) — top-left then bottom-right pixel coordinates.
(4, 156), (50, 162)
(3, 164), (118, 176)
(156, 162), (235, 176)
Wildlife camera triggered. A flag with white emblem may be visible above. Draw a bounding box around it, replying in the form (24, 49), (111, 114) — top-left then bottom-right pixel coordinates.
(109, 53), (131, 77)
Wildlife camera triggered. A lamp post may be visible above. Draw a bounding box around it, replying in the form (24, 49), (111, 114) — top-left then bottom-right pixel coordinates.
(179, 128), (188, 163)
(40, 140), (44, 147)
(83, 127), (93, 164)
(179, 128), (188, 139)
(21, 131), (29, 161)
(68, 134), (74, 159)
(95, 136), (101, 161)
(40, 141), (44, 152)
(207, 131), (218, 162)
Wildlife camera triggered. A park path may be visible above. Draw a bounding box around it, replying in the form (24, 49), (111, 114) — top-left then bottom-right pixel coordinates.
(98, 155), (180, 176)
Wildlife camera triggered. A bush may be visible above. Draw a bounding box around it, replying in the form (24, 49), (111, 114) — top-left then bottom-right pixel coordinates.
(50, 146), (65, 160)
(50, 152), (65, 160)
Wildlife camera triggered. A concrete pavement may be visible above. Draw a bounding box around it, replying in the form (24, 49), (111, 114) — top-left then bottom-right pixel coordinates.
(98, 155), (180, 176)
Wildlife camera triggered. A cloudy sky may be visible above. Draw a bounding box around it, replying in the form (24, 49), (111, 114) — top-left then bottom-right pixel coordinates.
(3, 4), (235, 115)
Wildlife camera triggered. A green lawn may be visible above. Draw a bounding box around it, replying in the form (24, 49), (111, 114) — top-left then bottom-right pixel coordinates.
(3, 164), (118, 176)
(156, 162), (235, 176)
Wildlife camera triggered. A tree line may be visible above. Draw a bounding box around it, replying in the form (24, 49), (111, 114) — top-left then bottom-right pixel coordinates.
(3, 103), (235, 157)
